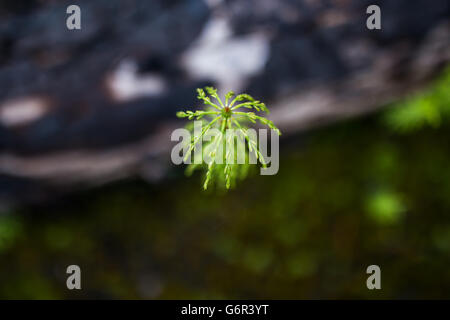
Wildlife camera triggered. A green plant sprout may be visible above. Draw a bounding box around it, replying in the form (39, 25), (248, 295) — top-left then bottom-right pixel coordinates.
(177, 87), (281, 190)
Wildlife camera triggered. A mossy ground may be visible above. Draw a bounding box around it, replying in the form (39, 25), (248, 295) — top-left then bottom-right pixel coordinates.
(1, 71), (450, 298)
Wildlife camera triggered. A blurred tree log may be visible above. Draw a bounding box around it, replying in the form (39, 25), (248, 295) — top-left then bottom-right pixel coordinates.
(0, 0), (448, 203)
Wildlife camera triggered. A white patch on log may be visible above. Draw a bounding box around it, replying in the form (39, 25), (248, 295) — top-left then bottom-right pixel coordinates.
(203, 0), (223, 9)
(107, 60), (166, 102)
(181, 17), (270, 93)
(0, 97), (49, 127)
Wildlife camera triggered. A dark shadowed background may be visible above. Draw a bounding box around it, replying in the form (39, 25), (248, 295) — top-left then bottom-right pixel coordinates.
(0, 0), (449, 299)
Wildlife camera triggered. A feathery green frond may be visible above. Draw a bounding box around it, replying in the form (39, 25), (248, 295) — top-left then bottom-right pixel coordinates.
(176, 87), (281, 190)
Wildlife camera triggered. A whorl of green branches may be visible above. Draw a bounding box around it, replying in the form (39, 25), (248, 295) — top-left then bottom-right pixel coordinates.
(177, 87), (281, 190)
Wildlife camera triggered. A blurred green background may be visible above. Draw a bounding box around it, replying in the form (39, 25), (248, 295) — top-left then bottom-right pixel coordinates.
(0, 67), (449, 299)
